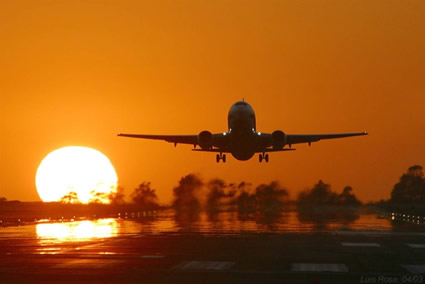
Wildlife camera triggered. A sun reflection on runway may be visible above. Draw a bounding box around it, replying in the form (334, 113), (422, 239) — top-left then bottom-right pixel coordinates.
(36, 219), (118, 244)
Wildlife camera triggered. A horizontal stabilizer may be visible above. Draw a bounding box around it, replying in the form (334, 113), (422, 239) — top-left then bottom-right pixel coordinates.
(192, 149), (231, 153)
(191, 148), (296, 153)
(261, 148), (296, 153)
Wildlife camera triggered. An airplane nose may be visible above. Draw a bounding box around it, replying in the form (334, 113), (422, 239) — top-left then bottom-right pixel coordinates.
(235, 108), (251, 118)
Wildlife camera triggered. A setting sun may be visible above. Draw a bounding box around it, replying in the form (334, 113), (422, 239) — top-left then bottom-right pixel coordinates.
(35, 146), (118, 204)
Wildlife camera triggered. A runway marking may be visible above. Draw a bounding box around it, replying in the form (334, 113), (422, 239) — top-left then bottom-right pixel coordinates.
(341, 242), (381, 247)
(407, 244), (425, 248)
(140, 255), (165, 259)
(52, 259), (122, 269)
(130, 234), (145, 238)
(62, 253), (166, 259)
(401, 265), (425, 273)
(333, 231), (425, 236)
(291, 263), (349, 272)
(175, 261), (235, 271)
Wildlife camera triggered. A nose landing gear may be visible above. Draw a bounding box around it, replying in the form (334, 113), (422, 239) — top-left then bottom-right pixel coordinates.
(259, 153), (269, 163)
(216, 153), (226, 163)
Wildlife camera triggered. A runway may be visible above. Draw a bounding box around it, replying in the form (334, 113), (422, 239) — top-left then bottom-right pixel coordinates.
(1, 214), (425, 283)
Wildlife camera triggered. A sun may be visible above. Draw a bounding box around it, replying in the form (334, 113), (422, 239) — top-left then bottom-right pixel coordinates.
(35, 146), (118, 204)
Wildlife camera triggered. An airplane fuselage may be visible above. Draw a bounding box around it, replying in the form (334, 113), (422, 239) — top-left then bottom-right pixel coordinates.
(227, 101), (258, 160)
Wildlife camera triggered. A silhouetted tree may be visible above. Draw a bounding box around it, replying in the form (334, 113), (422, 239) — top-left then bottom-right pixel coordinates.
(172, 174), (202, 212)
(255, 182), (289, 213)
(0, 197), (7, 203)
(231, 182), (256, 213)
(59, 192), (80, 204)
(236, 191), (256, 213)
(391, 165), (425, 203)
(206, 179), (227, 212)
(338, 186), (362, 207)
(297, 181), (361, 224)
(131, 182), (159, 210)
(206, 179), (237, 212)
(109, 186), (125, 205)
(88, 191), (109, 204)
(408, 165), (424, 177)
(298, 180), (338, 207)
(298, 181), (362, 211)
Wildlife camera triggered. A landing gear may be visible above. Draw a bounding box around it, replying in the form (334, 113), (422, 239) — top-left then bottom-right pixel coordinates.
(216, 153), (226, 163)
(259, 153), (269, 163)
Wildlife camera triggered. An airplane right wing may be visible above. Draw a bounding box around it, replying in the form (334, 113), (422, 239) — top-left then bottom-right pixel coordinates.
(286, 132), (368, 146)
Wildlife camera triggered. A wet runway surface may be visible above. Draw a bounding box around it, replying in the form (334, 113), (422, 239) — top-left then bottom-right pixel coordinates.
(2, 213), (425, 283)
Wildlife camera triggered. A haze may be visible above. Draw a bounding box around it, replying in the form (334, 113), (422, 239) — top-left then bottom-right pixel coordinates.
(1, 0), (424, 204)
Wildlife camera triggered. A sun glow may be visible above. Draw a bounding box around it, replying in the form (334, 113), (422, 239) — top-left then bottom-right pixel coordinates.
(35, 146), (118, 203)
(36, 219), (118, 244)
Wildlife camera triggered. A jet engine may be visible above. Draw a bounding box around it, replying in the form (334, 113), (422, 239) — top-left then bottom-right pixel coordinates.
(198, 130), (213, 149)
(272, 130), (286, 150)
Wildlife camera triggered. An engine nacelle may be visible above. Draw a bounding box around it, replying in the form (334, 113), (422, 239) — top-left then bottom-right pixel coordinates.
(272, 130), (286, 150)
(198, 130), (213, 149)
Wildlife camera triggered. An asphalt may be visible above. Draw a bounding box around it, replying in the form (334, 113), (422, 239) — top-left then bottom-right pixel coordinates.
(1, 219), (425, 284)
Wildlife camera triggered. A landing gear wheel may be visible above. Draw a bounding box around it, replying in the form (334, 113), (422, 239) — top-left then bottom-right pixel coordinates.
(216, 153), (226, 163)
(259, 153), (268, 163)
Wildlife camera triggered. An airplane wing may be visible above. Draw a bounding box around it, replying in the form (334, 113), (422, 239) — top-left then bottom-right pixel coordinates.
(117, 133), (228, 148)
(118, 133), (198, 145)
(286, 132), (368, 146)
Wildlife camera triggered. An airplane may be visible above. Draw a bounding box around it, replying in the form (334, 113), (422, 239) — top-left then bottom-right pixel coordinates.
(118, 100), (367, 163)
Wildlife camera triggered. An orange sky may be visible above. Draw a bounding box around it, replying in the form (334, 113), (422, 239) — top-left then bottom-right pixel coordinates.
(1, 0), (424, 204)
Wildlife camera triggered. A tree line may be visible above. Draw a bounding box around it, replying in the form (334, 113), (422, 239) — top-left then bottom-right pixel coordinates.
(390, 165), (425, 203)
(2, 166), (423, 215)
(371, 165), (425, 215)
(63, 173), (360, 214)
(0, 174), (365, 214)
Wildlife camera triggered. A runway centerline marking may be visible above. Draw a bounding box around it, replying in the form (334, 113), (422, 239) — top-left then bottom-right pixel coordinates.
(175, 261), (235, 270)
(341, 242), (381, 247)
(402, 265), (425, 273)
(52, 259), (123, 269)
(140, 255), (165, 259)
(291, 263), (349, 272)
(407, 244), (425, 248)
(333, 231), (425, 236)
(71, 254), (166, 259)
(130, 235), (145, 238)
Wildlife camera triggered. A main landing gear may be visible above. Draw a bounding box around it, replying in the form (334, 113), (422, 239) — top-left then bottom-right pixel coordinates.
(259, 153), (269, 163)
(216, 153), (226, 163)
